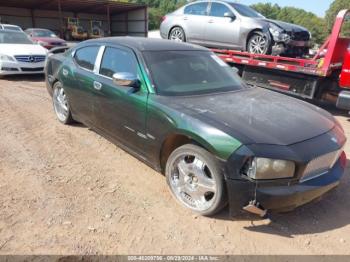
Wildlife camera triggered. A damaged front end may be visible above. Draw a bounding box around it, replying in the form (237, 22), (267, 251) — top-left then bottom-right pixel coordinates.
(268, 22), (311, 57)
(224, 127), (347, 218)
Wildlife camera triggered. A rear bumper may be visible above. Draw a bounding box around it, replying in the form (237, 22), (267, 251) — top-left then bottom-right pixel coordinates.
(44, 44), (67, 50)
(226, 159), (345, 215)
(337, 90), (350, 110)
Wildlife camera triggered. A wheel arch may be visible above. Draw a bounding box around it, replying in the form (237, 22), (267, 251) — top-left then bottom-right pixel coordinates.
(245, 28), (263, 51)
(159, 132), (217, 173)
(168, 25), (186, 40)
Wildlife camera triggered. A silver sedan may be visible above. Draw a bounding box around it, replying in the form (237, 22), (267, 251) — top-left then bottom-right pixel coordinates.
(160, 0), (311, 57)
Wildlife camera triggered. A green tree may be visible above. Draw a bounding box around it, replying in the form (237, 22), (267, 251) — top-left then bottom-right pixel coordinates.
(325, 0), (350, 36)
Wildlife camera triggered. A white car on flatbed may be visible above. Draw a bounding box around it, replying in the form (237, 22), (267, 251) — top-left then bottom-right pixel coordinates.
(0, 30), (47, 77)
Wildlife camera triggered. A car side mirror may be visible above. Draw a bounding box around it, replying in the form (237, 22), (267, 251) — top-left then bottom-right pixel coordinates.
(224, 12), (236, 21)
(112, 72), (140, 89)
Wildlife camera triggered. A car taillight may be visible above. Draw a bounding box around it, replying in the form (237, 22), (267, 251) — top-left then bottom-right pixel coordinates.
(161, 16), (167, 22)
(340, 151), (347, 169)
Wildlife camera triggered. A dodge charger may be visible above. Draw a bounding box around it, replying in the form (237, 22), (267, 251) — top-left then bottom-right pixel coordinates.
(45, 37), (346, 217)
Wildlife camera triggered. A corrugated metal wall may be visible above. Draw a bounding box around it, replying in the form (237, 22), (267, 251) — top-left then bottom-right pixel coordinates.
(111, 9), (148, 37)
(0, 6), (148, 37)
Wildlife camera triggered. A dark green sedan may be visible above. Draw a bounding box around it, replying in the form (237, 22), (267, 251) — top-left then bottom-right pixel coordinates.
(45, 37), (347, 217)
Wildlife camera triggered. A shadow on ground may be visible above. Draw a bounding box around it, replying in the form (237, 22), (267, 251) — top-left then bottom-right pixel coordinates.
(0, 74), (45, 82)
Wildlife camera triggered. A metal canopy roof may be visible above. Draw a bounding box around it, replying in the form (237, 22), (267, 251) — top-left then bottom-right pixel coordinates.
(1, 0), (146, 14)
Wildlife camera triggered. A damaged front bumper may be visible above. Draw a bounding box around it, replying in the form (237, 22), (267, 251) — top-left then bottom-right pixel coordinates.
(271, 37), (311, 56)
(226, 158), (345, 217)
(224, 126), (347, 217)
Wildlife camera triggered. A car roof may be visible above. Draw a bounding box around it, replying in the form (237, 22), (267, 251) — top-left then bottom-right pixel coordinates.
(85, 37), (209, 52)
(0, 24), (21, 28)
(195, 0), (244, 5)
(0, 29), (25, 33)
(26, 28), (52, 31)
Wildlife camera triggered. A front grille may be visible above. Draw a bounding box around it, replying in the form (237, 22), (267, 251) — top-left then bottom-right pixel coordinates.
(301, 150), (342, 182)
(1, 67), (18, 71)
(291, 31), (310, 41)
(15, 55), (46, 63)
(21, 67), (44, 72)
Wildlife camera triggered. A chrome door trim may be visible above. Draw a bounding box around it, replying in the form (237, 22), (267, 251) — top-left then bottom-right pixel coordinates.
(94, 45), (106, 75)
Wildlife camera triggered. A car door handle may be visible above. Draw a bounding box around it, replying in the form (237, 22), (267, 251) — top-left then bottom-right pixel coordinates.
(62, 68), (68, 77)
(93, 81), (102, 91)
(208, 20), (214, 23)
(183, 17), (188, 20)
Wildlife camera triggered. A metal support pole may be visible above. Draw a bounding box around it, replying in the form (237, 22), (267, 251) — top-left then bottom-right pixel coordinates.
(144, 7), (148, 37)
(30, 9), (36, 27)
(58, 0), (63, 38)
(126, 11), (129, 36)
(107, 5), (111, 36)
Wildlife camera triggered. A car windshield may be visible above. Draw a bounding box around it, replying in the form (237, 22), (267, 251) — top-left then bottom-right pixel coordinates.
(3, 25), (21, 31)
(143, 51), (245, 96)
(32, 29), (57, 38)
(230, 3), (265, 18)
(0, 31), (33, 44)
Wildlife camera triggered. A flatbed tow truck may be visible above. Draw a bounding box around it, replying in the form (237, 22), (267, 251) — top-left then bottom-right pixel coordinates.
(213, 9), (350, 110)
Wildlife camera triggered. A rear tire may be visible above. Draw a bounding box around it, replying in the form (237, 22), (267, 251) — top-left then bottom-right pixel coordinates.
(165, 144), (227, 216)
(169, 27), (186, 42)
(52, 81), (73, 125)
(247, 31), (271, 55)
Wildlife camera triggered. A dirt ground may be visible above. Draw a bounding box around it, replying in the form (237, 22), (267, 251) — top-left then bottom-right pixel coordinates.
(1, 75), (350, 255)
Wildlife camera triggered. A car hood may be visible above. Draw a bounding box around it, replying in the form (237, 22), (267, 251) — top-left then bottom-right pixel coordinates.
(264, 19), (308, 32)
(0, 44), (47, 55)
(32, 37), (66, 43)
(161, 88), (335, 146)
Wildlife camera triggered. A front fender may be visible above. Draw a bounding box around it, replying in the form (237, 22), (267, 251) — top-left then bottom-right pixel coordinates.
(173, 121), (242, 161)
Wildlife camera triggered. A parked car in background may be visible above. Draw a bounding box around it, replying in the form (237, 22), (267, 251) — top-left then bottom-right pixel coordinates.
(160, 0), (311, 57)
(45, 37), (346, 217)
(0, 30), (47, 77)
(25, 28), (67, 50)
(0, 24), (23, 32)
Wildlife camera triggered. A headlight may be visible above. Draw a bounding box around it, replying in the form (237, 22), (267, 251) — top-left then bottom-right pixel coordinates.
(0, 54), (15, 61)
(269, 23), (283, 38)
(246, 157), (295, 180)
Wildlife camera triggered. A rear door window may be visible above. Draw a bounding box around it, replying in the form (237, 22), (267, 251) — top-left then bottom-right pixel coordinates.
(184, 2), (209, 16)
(209, 3), (231, 17)
(74, 46), (100, 71)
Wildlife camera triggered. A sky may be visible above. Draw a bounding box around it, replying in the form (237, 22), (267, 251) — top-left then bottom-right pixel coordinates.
(239, 0), (333, 17)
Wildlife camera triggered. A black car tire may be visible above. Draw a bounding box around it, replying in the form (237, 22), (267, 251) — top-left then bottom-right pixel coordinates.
(169, 27), (186, 42)
(52, 81), (74, 125)
(247, 31), (271, 55)
(165, 144), (227, 216)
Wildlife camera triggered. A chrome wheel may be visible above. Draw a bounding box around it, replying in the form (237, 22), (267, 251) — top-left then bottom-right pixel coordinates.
(248, 34), (268, 54)
(169, 153), (218, 212)
(53, 84), (69, 122)
(169, 27), (185, 42)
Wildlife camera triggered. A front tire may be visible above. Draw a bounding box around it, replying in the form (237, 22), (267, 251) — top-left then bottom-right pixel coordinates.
(52, 81), (73, 125)
(169, 27), (186, 42)
(247, 31), (271, 55)
(165, 144), (226, 216)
